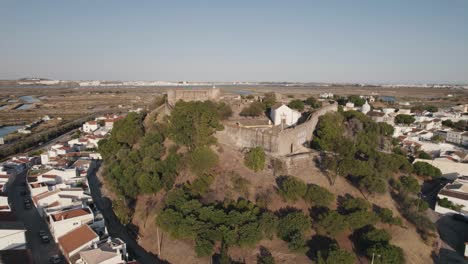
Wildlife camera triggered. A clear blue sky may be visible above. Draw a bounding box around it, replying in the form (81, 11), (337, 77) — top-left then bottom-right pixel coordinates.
(1, 0), (467, 83)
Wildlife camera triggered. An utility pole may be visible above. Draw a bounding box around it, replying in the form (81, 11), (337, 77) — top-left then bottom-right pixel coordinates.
(157, 227), (161, 256)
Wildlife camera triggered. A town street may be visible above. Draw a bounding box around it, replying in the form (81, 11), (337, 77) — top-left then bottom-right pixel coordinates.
(7, 169), (61, 264)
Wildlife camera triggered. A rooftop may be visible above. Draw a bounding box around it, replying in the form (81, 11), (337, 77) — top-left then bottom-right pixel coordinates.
(0, 249), (33, 264)
(51, 207), (92, 222)
(58, 224), (98, 257)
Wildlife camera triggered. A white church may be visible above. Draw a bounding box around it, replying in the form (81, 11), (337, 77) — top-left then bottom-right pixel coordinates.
(270, 103), (301, 127)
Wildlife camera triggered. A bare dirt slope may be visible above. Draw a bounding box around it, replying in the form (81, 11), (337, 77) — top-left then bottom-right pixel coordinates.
(131, 143), (434, 264)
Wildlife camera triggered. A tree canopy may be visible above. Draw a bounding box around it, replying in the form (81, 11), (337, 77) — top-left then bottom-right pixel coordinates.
(288, 100), (305, 111)
(413, 161), (442, 178)
(394, 114), (415, 125)
(169, 101), (223, 148)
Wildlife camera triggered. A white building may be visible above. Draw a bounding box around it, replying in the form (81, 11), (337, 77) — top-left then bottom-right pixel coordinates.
(270, 103), (301, 127)
(77, 237), (127, 264)
(0, 221), (26, 250)
(360, 101), (371, 114)
(48, 207), (94, 240)
(434, 176), (468, 214)
(447, 131), (464, 145)
(319, 92), (333, 99)
(83, 121), (99, 133)
(58, 224), (99, 262)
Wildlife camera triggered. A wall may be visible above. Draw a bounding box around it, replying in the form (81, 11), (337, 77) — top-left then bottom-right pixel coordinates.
(167, 88), (220, 106)
(217, 103), (338, 155)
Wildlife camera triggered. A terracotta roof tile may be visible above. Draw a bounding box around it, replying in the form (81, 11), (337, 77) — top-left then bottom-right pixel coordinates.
(58, 224), (98, 257)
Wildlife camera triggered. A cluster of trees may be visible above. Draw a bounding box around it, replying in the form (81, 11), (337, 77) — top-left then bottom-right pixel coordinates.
(288, 100), (305, 111)
(314, 195), (390, 237)
(240, 93), (278, 117)
(99, 113), (182, 208)
(277, 176), (334, 207)
(100, 101), (226, 224)
(240, 101), (265, 117)
(169, 101), (224, 149)
(394, 114), (415, 125)
(313, 111), (411, 196)
(355, 226), (405, 264)
(156, 188), (311, 256)
(0, 116), (88, 160)
(244, 147), (266, 172)
(390, 175), (435, 241)
(442, 119), (468, 131)
(410, 105), (438, 113)
(412, 161), (442, 178)
(304, 96), (322, 109)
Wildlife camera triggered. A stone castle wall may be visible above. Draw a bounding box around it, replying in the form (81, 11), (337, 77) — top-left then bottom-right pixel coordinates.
(167, 88), (220, 106)
(217, 103), (338, 155)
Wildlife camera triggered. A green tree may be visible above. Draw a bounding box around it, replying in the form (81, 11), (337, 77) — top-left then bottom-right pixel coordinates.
(317, 245), (355, 264)
(259, 212), (278, 240)
(277, 212), (310, 250)
(169, 101), (223, 148)
(316, 210), (347, 237)
(217, 102), (233, 120)
(112, 112), (145, 145)
(262, 93), (277, 109)
(240, 101), (266, 117)
(347, 95), (366, 107)
(418, 152), (431, 160)
(413, 161), (442, 178)
(303, 184), (334, 207)
(366, 244), (405, 264)
(394, 114), (415, 125)
(244, 147), (266, 172)
(288, 100), (305, 111)
(277, 176), (307, 202)
(304, 96), (322, 108)
(399, 176), (420, 194)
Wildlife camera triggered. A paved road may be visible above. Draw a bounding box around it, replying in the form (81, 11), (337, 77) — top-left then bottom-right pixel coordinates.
(87, 162), (164, 264)
(7, 169), (61, 264)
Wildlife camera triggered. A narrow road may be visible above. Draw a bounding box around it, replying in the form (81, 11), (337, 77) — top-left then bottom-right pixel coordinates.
(87, 162), (164, 264)
(7, 169), (61, 264)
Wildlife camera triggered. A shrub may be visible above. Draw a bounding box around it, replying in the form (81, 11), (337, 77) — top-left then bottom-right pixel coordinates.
(244, 147), (266, 172)
(277, 176), (307, 202)
(277, 212), (310, 252)
(437, 198), (463, 212)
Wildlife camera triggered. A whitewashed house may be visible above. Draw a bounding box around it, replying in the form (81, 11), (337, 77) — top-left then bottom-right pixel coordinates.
(58, 224), (99, 262)
(434, 176), (468, 214)
(48, 207), (94, 241)
(83, 121), (99, 133)
(270, 103), (301, 127)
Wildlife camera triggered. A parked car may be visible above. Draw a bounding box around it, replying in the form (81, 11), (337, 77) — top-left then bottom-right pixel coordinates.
(49, 255), (62, 264)
(41, 235), (50, 243)
(39, 230), (47, 237)
(452, 213), (468, 223)
(24, 203), (32, 210)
